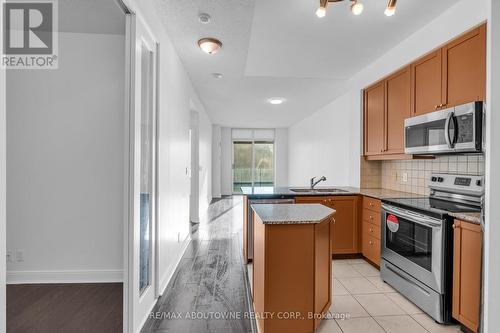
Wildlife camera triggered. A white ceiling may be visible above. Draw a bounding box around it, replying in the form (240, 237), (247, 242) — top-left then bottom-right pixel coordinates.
(154, 0), (458, 128)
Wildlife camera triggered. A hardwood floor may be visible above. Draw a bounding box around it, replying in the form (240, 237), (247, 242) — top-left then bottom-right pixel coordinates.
(7, 282), (123, 333)
(141, 196), (254, 333)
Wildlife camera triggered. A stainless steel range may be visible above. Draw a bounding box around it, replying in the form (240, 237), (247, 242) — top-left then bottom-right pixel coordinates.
(380, 173), (484, 324)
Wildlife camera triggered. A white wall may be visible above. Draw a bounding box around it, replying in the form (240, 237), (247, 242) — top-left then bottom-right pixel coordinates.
(0, 1), (6, 330)
(274, 128), (289, 187)
(6, 32), (125, 283)
(198, 109), (212, 215)
(288, 93), (352, 187)
(211, 125), (222, 198)
(483, 0), (500, 330)
(288, 0), (488, 188)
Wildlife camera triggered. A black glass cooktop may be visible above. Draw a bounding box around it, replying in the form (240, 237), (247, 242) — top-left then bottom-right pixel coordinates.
(382, 196), (481, 219)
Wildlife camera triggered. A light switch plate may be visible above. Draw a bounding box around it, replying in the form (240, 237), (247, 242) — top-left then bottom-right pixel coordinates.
(402, 172), (408, 182)
(15, 250), (24, 262)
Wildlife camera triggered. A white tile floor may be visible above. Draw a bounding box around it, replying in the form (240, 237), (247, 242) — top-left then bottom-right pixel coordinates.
(316, 259), (463, 333)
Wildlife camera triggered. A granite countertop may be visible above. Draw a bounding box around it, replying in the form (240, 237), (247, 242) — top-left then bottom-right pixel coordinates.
(251, 204), (336, 225)
(241, 186), (416, 200)
(448, 212), (482, 224)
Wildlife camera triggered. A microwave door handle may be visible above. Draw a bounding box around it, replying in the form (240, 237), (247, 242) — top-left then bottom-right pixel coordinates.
(445, 111), (454, 149)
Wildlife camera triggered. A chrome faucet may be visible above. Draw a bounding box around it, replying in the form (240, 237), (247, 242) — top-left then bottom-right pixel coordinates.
(310, 176), (327, 189)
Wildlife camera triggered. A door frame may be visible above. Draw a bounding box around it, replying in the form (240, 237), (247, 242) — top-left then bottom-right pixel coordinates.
(122, 3), (160, 332)
(189, 110), (200, 223)
(231, 139), (276, 194)
(0, 1), (6, 332)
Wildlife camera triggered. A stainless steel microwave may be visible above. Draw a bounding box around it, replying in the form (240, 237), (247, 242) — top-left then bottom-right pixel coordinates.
(404, 101), (484, 155)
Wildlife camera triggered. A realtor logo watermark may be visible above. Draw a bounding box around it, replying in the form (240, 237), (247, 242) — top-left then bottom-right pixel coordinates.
(2, 0), (58, 69)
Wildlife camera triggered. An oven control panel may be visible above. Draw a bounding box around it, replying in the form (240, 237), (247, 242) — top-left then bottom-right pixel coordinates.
(429, 173), (484, 196)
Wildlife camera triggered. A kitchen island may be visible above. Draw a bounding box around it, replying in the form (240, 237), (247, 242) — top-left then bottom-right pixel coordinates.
(251, 204), (335, 333)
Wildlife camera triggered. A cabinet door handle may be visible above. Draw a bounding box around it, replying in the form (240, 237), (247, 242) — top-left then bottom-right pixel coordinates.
(369, 203), (374, 207)
(369, 241), (373, 245)
(452, 224), (460, 229)
(370, 228), (373, 233)
(332, 218), (336, 225)
(369, 215), (373, 220)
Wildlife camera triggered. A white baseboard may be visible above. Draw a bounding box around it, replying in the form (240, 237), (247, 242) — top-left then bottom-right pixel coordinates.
(158, 235), (191, 296)
(7, 269), (123, 284)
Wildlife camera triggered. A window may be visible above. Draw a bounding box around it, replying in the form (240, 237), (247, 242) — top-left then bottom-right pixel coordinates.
(232, 140), (275, 194)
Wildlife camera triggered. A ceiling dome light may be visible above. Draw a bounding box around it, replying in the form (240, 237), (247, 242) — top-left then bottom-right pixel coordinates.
(212, 73), (223, 79)
(385, 0), (397, 16)
(316, 0), (328, 18)
(268, 98), (285, 105)
(198, 38), (222, 54)
(351, 1), (364, 15)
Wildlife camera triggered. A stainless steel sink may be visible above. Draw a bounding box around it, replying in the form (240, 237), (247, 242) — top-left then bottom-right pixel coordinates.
(315, 188), (348, 193)
(289, 188), (348, 194)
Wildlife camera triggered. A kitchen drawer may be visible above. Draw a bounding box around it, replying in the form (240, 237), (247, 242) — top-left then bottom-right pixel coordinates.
(363, 197), (381, 212)
(363, 221), (381, 240)
(362, 232), (381, 266)
(362, 208), (381, 227)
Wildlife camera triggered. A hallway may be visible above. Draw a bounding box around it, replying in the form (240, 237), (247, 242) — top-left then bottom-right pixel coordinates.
(141, 196), (254, 333)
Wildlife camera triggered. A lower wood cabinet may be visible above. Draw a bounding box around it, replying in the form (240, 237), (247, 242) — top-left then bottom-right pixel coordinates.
(452, 219), (482, 333)
(295, 196), (359, 255)
(361, 232), (381, 266)
(252, 213), (332, 333)
(330, 196), (359, 254)
(361, 197), (382, 266)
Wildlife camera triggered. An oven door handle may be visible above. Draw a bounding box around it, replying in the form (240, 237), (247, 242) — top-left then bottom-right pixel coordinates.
(382, 204), (443, 228)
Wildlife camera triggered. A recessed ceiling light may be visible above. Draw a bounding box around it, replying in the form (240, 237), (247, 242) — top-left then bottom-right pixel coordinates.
(212, 73), (223, 79)
(385, 0), (397, 16)
(199, 13), (211, 24)
(198, 38), (222, 54)
(268, 98), (285, 105)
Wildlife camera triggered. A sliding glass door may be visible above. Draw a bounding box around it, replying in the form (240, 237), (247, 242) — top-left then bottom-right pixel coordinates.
(233, 141), (274, 194)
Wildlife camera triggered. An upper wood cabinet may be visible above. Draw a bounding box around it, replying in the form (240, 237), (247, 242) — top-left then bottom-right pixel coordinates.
(363, 23), (486, 160)
(443, 24), (486, 108)
(363, 67), (411, 157)
(385, 67), (411, 154)
(452, 220), (482, 333)
(411, 50), (444, 116)
(410, 23), (487, 116)
(363, 81), (385, 156)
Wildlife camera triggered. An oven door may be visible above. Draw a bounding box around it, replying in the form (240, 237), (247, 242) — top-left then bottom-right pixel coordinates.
(381, 204), (445, 293)
(404, 101), (482, 155)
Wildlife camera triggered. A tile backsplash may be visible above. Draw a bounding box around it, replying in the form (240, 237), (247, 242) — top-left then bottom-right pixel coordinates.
(361, 155), (485, 195)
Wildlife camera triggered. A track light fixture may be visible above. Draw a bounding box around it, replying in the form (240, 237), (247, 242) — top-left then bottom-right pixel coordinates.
(385, 0), (397, 16)
(316, 0), (398, 18)
(350, 0), (364, 15)
(316, 0), (328, 18)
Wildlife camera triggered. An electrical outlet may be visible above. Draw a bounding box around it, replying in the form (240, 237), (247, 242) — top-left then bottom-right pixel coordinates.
(15, 250), (24, 262)
(402, 172), (408, 183)
(6, 251), (13, 263)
